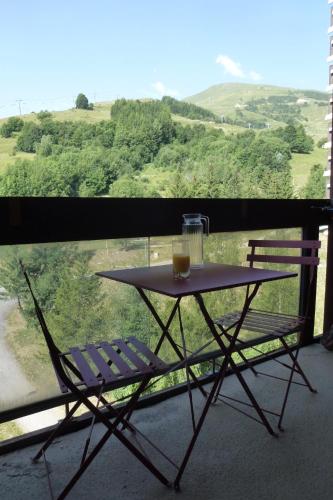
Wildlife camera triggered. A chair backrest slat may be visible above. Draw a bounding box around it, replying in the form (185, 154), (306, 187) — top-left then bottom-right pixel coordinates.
(247, 239), (320, 270)
(247, 254), (320, 266)
(248, 240), (321, 249)
(245, 239), (320, 322)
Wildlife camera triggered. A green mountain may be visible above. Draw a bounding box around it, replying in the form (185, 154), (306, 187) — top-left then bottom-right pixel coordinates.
(185, 83), (328, 140)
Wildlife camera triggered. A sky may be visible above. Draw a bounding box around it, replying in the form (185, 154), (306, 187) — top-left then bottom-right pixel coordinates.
(0, 0), (329, 118)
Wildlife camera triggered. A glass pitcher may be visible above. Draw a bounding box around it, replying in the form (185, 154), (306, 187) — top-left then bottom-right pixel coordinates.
(182, 214), (209, 269)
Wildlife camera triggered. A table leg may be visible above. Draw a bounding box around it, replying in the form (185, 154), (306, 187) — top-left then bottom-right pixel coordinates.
(195, 289), (277, 437)
(174, 349), (233, 490)
(136, 288), (207, 397)
(174, 284), (264, 490)
(178, 304), (196, 432)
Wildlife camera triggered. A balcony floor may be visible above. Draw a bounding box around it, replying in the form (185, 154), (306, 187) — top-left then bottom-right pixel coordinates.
(1, 343), (333, 500)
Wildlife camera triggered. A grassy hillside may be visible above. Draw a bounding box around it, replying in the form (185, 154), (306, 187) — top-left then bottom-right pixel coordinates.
(0, 83), (329, 192)
(0, 102), (114, 172)
(185, 82), (328, 139)
(291, 147), (327, 195)
(0, 102), (112, 127)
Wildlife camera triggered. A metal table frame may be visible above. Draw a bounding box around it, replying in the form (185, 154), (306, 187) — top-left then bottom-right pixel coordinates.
(97, 263), (297, 490)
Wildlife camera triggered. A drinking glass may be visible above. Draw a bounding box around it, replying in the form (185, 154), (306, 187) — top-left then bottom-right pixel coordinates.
(172, 239), (190, 279)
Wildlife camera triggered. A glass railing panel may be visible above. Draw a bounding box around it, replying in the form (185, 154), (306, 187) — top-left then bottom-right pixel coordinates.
(0, 238), (149, 438)
(1, 226), (323, 441)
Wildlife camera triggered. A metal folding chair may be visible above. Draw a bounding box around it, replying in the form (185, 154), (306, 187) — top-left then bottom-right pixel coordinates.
(21, 264), (172, 499)
(214, 239), (320, 430)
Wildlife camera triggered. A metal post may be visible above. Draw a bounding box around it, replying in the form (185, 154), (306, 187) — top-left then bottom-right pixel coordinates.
(323, 214), (333, 333)
(299, 225), (319, 345)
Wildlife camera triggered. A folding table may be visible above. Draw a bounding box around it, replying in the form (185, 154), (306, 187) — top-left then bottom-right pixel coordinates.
(97, 262), (297, 489)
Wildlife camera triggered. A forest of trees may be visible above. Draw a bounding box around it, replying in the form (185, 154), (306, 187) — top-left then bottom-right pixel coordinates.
(161, 95), (220, 122)
(0, 98), (322, 199)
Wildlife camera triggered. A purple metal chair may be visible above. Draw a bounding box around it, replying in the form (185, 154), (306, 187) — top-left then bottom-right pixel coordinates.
(215, 239), (320, 430)
(21, 264), (172, 499)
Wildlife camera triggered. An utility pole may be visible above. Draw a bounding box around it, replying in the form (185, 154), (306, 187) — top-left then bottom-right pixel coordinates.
(16, 99), (23, 116)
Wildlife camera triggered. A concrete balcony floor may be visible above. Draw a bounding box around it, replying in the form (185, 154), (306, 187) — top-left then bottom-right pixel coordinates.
(1, 343), (333, 500)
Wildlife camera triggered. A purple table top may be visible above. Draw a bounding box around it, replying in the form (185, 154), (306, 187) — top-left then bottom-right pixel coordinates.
(96, 263), (297, 298)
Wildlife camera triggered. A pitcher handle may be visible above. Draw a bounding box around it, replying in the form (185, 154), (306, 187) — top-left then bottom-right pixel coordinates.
(201, 216), (209, 236)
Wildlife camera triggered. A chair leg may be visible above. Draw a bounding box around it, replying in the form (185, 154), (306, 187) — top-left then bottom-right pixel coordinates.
(277, 346), (300, 431)
(280, 338), (317, 393)
(33, 400), (82, 462)
(56, 393), (170, 500)
(212, 331), (257, 405)
(223, 332), (258, 376)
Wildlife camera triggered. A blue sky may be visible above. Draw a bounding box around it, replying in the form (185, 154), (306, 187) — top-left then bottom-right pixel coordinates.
(0, 0), (329, 117)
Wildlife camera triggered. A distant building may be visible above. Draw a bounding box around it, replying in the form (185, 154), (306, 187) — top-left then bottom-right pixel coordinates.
(234, 103), (247, 110)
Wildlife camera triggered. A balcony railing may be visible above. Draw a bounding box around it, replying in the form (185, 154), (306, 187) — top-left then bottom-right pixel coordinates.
(0, 197), (330, 451)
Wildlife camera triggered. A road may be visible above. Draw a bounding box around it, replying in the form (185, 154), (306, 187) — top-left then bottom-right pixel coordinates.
(0, 297), (63, 434)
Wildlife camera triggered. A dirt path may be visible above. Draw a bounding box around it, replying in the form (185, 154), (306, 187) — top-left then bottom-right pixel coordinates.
(0, 297), (63, 433)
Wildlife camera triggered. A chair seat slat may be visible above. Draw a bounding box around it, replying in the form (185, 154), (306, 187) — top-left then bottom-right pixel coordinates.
(250, 309), (303, 320)
(85, 344), (118, 383)
(216, 309), (304, 337)
(99, 341), (134, 377)
(128, 337), (167, 370)
(112, 339), (152, 373)
(69, 347), (99, 388)
(220, 310), (302, 326)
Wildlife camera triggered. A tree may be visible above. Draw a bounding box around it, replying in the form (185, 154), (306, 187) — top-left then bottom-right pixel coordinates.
(0, 247), (29, 308)
(302, 164), (326, 199)
(167, 169), (191, 198)
(275, 124), (314, 154)
(37, 110), (53, 121)
(109, 173), (160, 197)
(109, 176), (147, 197)
(317, 137), (327, 149)
(16, 122), (42, 152)
(0, 160), (33, 195)
(50, 261), (107, 347)
(36, 135), (53, 156)
(0, 116), (24, 138)
(161, 96), (219, 123)
(75, 93), (89, 110)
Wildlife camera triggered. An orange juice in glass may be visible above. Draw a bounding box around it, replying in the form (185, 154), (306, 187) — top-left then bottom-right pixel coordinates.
(172, 239), (190, 279)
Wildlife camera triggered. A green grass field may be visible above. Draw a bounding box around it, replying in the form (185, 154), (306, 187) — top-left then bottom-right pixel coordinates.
(0, 136), (35, 173)
(0, 101), (113, 127)
(51, 101), (112, 123)
(290, 147), (327, 194)
(301, 101), (328, 141)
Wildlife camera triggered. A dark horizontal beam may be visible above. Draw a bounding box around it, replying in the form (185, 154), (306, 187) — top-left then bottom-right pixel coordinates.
(0, 339), (307, 456)
(0, 197), (330, 245)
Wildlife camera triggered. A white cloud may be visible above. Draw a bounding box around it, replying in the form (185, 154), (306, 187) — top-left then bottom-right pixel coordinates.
(216, 54), (263, 82)
(216, 55), (245, 78)
(249, 70), (263, 82)
(152, 81), (179, 98)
